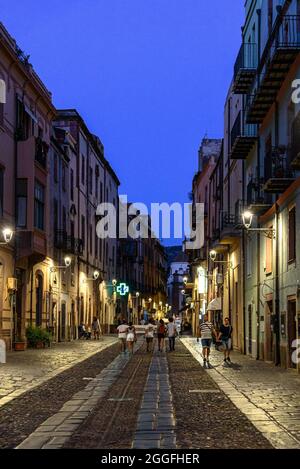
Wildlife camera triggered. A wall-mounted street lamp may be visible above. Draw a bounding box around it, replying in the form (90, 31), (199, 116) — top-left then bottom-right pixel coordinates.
(242, 211), (276, 239)
(50, 256), (72, 272)
(209, 250), (232, 268)
(84, 270), (101, 282)
(183, 276), (188, 285)
(131, 292), (140, 299)
(0, 228), (14, 245)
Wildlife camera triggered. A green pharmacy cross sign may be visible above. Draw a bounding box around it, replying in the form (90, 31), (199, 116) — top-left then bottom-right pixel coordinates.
(116, 283), (130, 296)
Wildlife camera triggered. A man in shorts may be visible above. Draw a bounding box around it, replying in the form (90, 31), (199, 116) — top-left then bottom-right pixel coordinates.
(199, 314), (217, 368)
(218, 317), (233, 364)
(117, 320), (128, 354)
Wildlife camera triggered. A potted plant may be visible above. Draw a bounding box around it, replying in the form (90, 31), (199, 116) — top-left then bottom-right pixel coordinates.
(26, 326), (52, 349)
(14, 338), (26, 351)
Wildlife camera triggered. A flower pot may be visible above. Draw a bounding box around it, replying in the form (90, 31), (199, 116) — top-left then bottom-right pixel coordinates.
(35, 341), (45, 349)
(14, 342), (26, 351)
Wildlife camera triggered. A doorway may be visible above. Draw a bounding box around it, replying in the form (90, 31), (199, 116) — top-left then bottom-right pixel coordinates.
(248, 304), (252, 355)
(15, 269), (25, 340)
(265, 300), (274, 362)
(61, 303), (66, 341)
(288, 299), (297, 369)
(35, 273), (43, 327)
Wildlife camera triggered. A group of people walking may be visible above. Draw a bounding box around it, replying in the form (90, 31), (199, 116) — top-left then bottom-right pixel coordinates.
(116, 314), (233, 368)
(197, 314), (233, 368)
(116, 317), (179, 355)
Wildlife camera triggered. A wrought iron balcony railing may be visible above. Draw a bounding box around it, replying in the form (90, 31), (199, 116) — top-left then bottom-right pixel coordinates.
(246, 15), (300, 124)
(233, 43), (258, 94)
(54, 230), (83, 256)
(263, 146), (296, 193)
(230, 111), (258, 159)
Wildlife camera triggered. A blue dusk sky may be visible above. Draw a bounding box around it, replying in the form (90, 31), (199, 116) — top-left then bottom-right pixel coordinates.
(1, 0), (244, 245)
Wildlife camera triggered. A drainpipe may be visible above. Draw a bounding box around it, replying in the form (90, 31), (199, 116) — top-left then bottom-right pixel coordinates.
(274, 100), (281, 367)
(275, 202), (281, 366)
(256, 7), (262, 362)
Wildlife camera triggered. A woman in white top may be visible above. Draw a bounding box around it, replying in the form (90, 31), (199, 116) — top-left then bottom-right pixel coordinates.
(126, 322), (137, 355)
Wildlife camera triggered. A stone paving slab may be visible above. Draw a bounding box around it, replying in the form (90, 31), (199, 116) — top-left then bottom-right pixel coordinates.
(132, 352), (177, 450)
(182, 338), (300, 449)
(0, 337), (117, 408)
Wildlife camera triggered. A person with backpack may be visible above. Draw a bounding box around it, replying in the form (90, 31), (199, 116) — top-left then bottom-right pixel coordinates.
(218, 317), (233, 364)
(157, 319), (167, 352)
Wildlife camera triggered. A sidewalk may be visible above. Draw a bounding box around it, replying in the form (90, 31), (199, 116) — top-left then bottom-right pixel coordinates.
(0, 337), (117, 408)
(182, 338), (300, 449)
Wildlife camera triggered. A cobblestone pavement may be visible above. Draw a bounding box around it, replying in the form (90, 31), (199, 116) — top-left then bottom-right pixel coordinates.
(132, 352), (176, 449)
(182, 338), (300, 449)
(64, 340), (152, 449)
(167, 341), (272, 449)
(0, 339), (120, 448)
(0, 337), (117, 408)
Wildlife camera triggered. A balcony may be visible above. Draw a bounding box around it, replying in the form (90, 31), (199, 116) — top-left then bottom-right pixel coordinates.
(233, 43), (258, 94)
(246, 178), (272, 214)
(16, 230), (47, 263)
(54, 230), (83, 256)
(230, 111), (258, 159)
(247, 16), (300, 124)
(219, 211), (241, 245)
(263, 146), (295, 193)
(289, 115), (300, 169)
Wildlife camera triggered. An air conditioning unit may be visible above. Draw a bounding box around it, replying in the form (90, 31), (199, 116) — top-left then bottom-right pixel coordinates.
(7, 277), (18, 291)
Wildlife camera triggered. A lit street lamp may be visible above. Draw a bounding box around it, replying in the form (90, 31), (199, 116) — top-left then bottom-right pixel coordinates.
(50, 256), (72, 272)
(0, 228), (13, 245)
(209, 250), (232, 268)
(242, 211), (275, 238)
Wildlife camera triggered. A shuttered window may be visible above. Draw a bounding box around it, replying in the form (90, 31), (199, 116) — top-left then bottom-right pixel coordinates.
(265, 228), (273, 275)
(288, 207), (296, 262)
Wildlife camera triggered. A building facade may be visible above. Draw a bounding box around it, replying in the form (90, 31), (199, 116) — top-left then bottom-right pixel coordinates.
(0, 22), (56, 349)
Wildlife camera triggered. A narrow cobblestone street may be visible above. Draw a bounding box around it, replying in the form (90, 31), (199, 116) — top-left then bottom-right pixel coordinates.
(0, 337), (117, 407)
(1, 338), (299, 450)
(183, 338), (300, 449)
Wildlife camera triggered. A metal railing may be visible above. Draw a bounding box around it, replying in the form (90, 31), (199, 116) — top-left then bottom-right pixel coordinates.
(264, 146), (295, 181)
(231, 111), (257, 148)
(54, 230), (83, 255)
(234, 42), (258, 81)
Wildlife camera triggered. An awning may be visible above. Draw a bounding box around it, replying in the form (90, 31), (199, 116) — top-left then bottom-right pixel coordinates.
(207, 298), (222, 311)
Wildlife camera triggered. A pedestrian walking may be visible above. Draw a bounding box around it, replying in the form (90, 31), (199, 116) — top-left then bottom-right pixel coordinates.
(199, 314), (217, 368)
(140, 316), (146, 326)
(157, 319), (167, 352)
(167, 317), (177, 352)
(218, 317), (233, 365)
(92, 316), (102, 340)
(117, 320), (128, 354)
(144, 320), (155, 352)
(126, 322), (137, 355)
